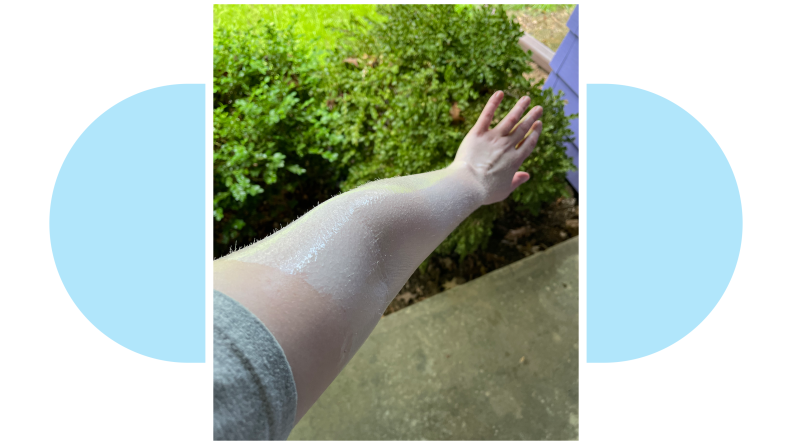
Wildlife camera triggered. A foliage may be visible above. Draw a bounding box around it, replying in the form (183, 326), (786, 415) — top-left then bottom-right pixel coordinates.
(320, 4), (576, 260)
(213, 4), (383, 54)
(212, 5), (576, 260)
(213, 22), (341, 254)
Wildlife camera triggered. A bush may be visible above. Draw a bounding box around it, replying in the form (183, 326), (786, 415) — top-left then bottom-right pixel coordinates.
(213, 22), (342, 256)
(212, 5), (576, 260)
(321, 4), (576, 260)
(213, 4), (383, 54)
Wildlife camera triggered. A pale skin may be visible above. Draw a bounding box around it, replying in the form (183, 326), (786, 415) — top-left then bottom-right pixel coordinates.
(214, 90), (543, 424)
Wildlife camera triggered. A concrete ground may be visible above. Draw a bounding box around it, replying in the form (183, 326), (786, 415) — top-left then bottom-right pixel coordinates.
(289, 236), (579, 441)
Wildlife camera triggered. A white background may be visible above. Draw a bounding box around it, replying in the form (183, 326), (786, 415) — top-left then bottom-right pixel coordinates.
(0, 1), (789, 444)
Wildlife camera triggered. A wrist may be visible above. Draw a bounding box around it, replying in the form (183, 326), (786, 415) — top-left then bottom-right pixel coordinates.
(446, 161), (488, 207)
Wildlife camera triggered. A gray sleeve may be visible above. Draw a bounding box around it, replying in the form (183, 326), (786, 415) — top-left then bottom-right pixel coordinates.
(213, 290), (298, 441)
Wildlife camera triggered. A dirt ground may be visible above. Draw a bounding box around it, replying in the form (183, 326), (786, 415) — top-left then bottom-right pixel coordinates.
(511, 7), (573, 52)
(511, 6), (574, 85)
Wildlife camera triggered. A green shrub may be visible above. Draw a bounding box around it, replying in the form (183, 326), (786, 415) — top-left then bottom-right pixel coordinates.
(213, 22), (341, 256)
(321, 4), (576, 260)
(214, 4), (383, 54)
(212, 5), (576, 260)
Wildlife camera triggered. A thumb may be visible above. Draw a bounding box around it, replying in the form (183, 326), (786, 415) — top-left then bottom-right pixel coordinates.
(510, 171), (530, 192)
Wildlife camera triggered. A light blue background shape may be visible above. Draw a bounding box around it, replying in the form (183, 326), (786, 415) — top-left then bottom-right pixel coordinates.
(587, 84), (742, 363)
(50, 84), (205, 363)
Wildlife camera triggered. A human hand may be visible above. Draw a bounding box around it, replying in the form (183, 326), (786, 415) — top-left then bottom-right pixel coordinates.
(451, 91), (543, 205)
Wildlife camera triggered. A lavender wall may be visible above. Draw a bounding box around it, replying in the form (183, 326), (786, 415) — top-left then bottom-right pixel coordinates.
(542, 5), (579, 192)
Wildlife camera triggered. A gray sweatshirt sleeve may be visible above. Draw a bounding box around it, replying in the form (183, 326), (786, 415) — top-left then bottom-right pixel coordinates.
(213, 290), (298, 441)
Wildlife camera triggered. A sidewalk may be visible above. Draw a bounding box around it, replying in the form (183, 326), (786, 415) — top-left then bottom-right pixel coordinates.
(289, 236), (579, 440)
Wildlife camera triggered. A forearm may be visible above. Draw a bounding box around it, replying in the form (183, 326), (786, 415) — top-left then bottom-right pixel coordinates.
(214, 90), (543, 424)
(213, 161), (485, 421)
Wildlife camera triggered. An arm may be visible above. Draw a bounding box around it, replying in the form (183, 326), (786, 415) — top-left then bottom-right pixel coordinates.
(213, 91), (543, 423)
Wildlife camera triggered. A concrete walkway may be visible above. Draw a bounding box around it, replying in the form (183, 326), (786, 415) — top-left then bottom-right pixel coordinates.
(289, 237), (579, 441)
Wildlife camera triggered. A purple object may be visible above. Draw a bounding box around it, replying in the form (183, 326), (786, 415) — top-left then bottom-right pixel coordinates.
(567, 4), (579, 36)
(542, 4), (579, 192)
(555, 39), (579, 96)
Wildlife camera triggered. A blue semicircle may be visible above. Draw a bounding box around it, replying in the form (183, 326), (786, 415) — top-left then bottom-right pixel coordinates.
(587, 84), (742, 363)
(50, 84), (205, 363)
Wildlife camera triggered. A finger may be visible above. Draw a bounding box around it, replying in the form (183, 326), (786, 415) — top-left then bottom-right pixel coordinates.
(509, 105), (543, 140)
(515, 120), (542, 160)
(510, 171), (531, 193)
(494, 95), (531, 136)
(472, 91), (503, 135)
(514, 120), (540, 150)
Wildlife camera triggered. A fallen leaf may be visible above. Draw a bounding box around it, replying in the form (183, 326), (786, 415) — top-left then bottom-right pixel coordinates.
(519, 356), (526, 364)
(442, 277), (465, 291)
(565, 219), (579, 236)
(485, 252), (506, 263)
(450, 102), (463, 122)
(439, 257), (455, 271)
(558, 197), (576, 208)
(395, 291), (416, 304)
(504, 226), (528, 242)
